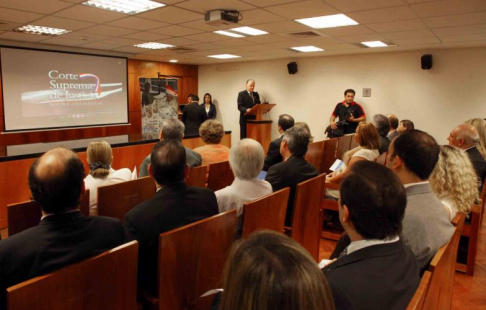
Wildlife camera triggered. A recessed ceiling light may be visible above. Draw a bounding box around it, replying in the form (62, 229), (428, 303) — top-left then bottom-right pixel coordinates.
(134, 42), (174, 49)
(295, 14), (358, 29)
(208, 54), (241, 59)
(230, 26), (268, 36)
(169, 59), (178, 63)
(361, 41), (388, 47)
(291, 46), (324, 53)
(14, 25), (71, 36)
(214, 30), (245, 38)
(82, 0), (165, 15)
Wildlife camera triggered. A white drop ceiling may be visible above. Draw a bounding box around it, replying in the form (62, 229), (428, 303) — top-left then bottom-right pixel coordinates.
(0, 0), (484, 64)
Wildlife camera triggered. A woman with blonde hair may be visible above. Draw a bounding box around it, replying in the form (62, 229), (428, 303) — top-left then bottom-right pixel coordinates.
(326, 122), (380, 185)
(464, 118), (486, 159)
(84, 141), (132, 215)
(219, 230), (336, 310)
(194, 119), (230, 165)
(430, 145), (479, 220)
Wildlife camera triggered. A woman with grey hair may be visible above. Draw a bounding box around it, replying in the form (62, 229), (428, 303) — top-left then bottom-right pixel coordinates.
(216, 139), (272, 215)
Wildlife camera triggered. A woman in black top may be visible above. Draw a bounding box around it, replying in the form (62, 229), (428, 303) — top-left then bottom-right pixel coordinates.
(202, 93), (217, 119)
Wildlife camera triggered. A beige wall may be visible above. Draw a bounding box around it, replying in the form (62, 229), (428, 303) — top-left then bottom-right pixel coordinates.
(199, 47), (486, 147)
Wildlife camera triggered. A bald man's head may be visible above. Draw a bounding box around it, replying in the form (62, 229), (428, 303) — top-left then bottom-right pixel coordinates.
(448, 124), (479, 149)
(29, 148), (85, 214)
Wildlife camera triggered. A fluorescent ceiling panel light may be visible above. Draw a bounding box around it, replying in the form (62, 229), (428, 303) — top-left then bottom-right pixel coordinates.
(214, 30), (245, 38)
(169, 59), (178, 63)
(134, 42), (174, 49)
(295, 14), (358, 29)
(361, 41), (388, 47)
(208, 54), (241, 59)
(230, 26), (268, 36)
(291, 46), (324, 52)
(82, 0), (165, 15)
(14, 25), (71, 36)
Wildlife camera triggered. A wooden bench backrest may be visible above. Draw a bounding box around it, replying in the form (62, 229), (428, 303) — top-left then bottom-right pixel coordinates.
(207, 161), (234, 191)
(320, 138), (338, 174)
(7, 241), (138, 310)
(305, 141), (324, 172)
(290, 173), (326, 261)
(349, 134), (359, 149)
(7, 190), (90, 237)
(158, 210), (237, 310)
(97, 177), (155, 221)
(336, 134), (354, 160)
(406, 271), (432, 310)
(241, 188), (290, 238)
(186, 165), (208, 188)
(375, 152), (388, 165)
(424, 212), (464, 310)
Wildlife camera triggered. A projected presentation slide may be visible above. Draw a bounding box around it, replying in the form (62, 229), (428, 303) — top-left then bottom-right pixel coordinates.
(1, 47), (128, 132)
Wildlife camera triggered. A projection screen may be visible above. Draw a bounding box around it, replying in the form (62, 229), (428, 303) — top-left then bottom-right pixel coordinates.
(1, 47), (128, 132)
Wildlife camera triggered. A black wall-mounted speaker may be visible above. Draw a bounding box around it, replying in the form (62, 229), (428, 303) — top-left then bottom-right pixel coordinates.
(421, 54), (433, 70)
(287, 62), (298, 74)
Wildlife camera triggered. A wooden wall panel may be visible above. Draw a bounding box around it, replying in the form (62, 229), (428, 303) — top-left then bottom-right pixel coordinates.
(0, 59), (198, 147)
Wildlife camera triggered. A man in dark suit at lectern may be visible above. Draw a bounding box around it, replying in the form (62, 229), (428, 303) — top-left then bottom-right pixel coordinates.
(237, 79), (261, 139)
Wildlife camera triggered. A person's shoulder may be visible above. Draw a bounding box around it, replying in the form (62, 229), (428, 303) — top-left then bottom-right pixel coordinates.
(0, 224), (44, 250)
(188, 185), (216, 197)
(111, 168), (132, 179)
(86, 215), (124, 229)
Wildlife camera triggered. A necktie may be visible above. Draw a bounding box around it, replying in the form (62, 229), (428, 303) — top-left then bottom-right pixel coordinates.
(250, 91), (254, 103)
(338, 246), (348, 259)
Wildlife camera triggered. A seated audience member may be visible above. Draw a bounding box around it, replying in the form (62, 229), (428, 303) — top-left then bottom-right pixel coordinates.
(323, 161), (419, 310)
(194, 119), (230, 166)
(182, 95), (207, 136)
(219, 231), (336, 310)
(372, 114), (390, 154)
(0, 148), (129, 309)
(448, 123), (486, 186)
(139, 118), (201, 177)
(202, 93), (217, 119)
(465, 118), (486, 159)
(263, 114), (294, 171)
(386, 130), (454, 272)
(125, 140), (218, 295)
(387, 114), (399, 141)
(397, 119), (414, 135)
(265, 127), (318, 226)
(294, 121), (314, 143)
(216, 139), (272, 215)
(430, 145), (479, 220)
(84, 141), (132, 215)
(326, 122), (380, 198)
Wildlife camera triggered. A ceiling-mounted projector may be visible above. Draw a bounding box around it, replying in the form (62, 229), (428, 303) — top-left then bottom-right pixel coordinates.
(205, 10), (239, 26)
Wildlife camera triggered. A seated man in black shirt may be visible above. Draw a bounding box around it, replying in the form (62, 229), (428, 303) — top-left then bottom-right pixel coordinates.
(322, 161), (419, 310)
(330, 89), (366, 134)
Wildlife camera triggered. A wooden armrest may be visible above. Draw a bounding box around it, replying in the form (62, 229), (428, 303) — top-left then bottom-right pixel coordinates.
(324, 182), (340, 190)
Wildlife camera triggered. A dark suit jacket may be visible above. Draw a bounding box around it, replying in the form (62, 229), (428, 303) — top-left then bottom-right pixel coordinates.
(466, 146), (486, 186)
(182, 102), (207, 136)
(203, 103), (217, 119)
(0, 211), (129, 310)
(263, 136), (283, 171)
(379, 136), (390, 154)
(124, 182), (218, 295)
(237, 90), (260, 124)
(323, 240), (420, 310)
(265, 156), (319, 225)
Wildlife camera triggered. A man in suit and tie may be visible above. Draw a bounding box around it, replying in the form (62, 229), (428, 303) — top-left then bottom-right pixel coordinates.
(237, 79), (261, 139)
(448, 123), (486, 187)
(265, 126), (318, 226)
(386, 130), (455, 272)
(387, 114), (399, 141)
(182, 95), (207, 136)
(322, 161), (420, 310)
(125, 140), (218, 295)
(0, 148), (130, 310)
(263, 114), (294, 171)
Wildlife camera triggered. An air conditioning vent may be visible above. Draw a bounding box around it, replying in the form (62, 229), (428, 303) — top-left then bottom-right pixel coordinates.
(287, 31), (322, 39)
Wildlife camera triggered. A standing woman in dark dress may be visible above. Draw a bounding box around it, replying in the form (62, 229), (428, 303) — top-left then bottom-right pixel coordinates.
(203, 93), (217, 119)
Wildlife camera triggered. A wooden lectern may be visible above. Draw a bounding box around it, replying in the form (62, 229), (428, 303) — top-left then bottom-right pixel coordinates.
(245, 104), (276, 154)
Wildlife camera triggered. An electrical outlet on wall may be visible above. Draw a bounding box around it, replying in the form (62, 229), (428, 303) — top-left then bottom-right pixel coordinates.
(363, 88), (371, 97)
